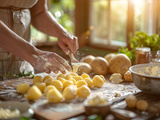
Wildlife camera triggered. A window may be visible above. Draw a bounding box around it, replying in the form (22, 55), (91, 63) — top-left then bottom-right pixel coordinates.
(88, 0), (155, 50)
(31, 0), (76, 45)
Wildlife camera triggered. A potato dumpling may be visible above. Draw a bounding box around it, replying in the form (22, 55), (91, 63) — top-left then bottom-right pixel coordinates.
(33, 75), (43, 84)
(35, 82), (46, 93)
(63, 85), (77, 100)
(99, 75), (105, 83)
(109, 54), (131, 76)
(84, 78), (93, 88)
(46, 87), (63, 103)
(76, 80), (88, 88)
(124, 71), (133, 82)
(57, 77), (67, 84)
(65, 75), (72, 80)
(44, 85), (56, 95)
(136, 100), (148, 111)
(25, 85), (42, 100)
(125, 95), (137, 108)
(43, 76), (54, 86)
(57, 74), (66, 79)
(51, 80), (63, 92)
(90, 57), (109, 75)
(80, 55), (95, 64)
(68, 78), (76, 84)
(77, 85), (91, 98)
(81, 73), (90, 79)
(92, 75), (104, 88)
(17, 83), (30, 94)
(72, 76), (83, 81)
(63, 80), (74, 88)
(109, 73), (123, 84)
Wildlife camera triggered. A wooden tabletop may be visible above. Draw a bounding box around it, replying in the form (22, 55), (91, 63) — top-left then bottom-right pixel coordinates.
(0, 77), (160, 120)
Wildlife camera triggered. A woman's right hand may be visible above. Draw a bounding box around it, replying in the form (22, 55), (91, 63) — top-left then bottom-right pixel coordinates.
(30, 50), (72, 74)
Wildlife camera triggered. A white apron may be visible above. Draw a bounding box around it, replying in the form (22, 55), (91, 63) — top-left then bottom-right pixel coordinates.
(0, 0), (38, 80)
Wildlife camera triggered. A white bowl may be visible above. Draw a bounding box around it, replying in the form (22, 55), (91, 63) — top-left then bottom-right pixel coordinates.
(0, 101), (34, 120)
(129, 63), (160, 94)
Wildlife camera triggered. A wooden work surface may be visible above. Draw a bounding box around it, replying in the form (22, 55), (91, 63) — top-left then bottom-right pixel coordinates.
(0, 76), (160, 120)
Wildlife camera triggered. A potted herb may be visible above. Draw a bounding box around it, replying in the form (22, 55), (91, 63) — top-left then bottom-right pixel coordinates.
(118, 31), (160, 64)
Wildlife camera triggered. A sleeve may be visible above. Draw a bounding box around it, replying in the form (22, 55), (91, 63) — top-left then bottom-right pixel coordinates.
(30, 0), (48, 18)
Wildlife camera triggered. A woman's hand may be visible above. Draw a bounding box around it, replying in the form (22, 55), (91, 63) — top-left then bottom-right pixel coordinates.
(57, 32), (79, 55)
(30, 50), (72, 74)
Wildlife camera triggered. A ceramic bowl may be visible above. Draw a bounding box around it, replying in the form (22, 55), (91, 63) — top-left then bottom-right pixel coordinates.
(0, 101), (34, 120)
(129, 63), (160, 94)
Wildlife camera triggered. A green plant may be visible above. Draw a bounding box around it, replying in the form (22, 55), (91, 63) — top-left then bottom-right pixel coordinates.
(118, 31), (160, 63)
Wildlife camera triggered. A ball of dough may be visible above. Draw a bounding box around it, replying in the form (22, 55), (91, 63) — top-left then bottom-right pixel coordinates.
(25, 85), (42, 100)
(46, 87), (63, 103)
(51, 80), (63, 92)
(43, 76), (54, 86)
(33, 75), (43, 84)
(136, 100), (148, 111)
(17, 83), (30, 94)
(44, 85), (56, 95)
(81, 73), (90, 79)
(76, 80), (88, 88)
(92, 75), (104, 88)
(62, 85), (77, 100)
(35, 82), (46, 93)
(63, 80), (74, 88)
(77, 85), (91, 98)
(84, 78), (93, 88)
(125, 95), (137, 108)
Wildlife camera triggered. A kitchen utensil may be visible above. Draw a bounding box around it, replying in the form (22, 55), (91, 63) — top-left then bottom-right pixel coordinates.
(129, 63), (160, 94)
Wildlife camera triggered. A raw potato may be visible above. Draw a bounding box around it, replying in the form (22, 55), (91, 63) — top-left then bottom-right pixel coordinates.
(77, 63), (92, 74)
(125, 95), (137, 108)
(35, 83), (46, 93)
(124, 71), (133, 82)
(109, 54), (131, 76)
(80, 55), (95, 64)
(77, 85), (91, 98)
(90, 57), (109, 75)
(33, 75), (43, 84)
(17, 83), (30, 94)
(46, 87), (63, 103)
(63, 85), (77, 100)
(92, 75), (104, 88)
(25, 85), (42, 100)
(136, 100), (148, 111)
(109, 73), (123, 84)
(104, 53), (116, 62)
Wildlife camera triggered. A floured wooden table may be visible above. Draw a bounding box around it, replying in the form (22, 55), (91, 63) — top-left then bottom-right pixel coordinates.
(0, 76), (160, 120)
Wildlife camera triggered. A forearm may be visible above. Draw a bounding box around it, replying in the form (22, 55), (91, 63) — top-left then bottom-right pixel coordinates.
(31, 11), (67, 38)
(0, 21), (38, 63)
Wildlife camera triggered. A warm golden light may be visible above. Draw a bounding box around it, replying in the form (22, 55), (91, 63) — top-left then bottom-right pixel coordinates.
(131, 0), (144, 5)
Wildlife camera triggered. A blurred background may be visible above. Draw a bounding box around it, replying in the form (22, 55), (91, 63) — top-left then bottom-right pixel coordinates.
(32, 0), (160, 61)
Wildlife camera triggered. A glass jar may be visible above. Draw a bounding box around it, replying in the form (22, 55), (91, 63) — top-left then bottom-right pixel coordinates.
(135, 47), (152, 64)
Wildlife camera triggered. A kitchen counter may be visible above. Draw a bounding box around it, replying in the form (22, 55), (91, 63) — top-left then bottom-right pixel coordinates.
(0, 76), (160, 120)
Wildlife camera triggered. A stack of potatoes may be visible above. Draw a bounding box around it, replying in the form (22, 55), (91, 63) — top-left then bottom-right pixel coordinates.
(80, 53), (133, 83)
(16, 73), (105, 103)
